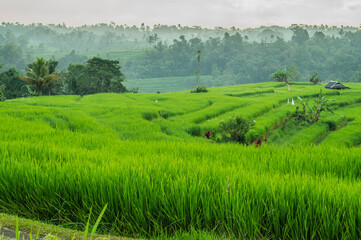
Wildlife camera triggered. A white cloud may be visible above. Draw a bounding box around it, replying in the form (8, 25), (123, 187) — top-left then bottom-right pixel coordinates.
(0, 0), (359, 28)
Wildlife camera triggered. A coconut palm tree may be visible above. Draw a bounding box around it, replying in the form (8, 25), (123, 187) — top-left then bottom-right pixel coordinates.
(20, 57), (59, 96)
(271, 66), (299, 90)
(271, 69), (290, 90)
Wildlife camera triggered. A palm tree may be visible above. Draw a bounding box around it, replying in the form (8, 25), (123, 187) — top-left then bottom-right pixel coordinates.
(271, 69), (290, 90)
(20, 57), (59, 96)
(271, 66), (299, 90)
(196, 50), (201, 87)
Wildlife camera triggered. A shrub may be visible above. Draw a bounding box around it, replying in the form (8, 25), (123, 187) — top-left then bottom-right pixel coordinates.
(309, 72), (321, 85)
(219, 116), (255, 144)
(246, 128), (263, 143)
(190, 86), (208, 93)
(21, 85), (37, 97)
(295, 90), (335, 124)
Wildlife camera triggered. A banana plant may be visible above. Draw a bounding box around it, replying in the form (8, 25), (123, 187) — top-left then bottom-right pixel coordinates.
(308, 90), (335, 122)
(295, 90), (334, 123)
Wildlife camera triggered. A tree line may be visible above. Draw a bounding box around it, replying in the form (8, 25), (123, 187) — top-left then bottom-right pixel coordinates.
(0, 57), (127, 99)
(124, 26), (361, 84)
(1, 24), (361, 98)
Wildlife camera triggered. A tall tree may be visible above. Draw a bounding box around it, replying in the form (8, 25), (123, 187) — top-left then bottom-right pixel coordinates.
(195, 50), (201, 87)
(291, 26), (310, 44)
(62, 64), (88, 95)
(20, 57), (60, 96)
(0, 67), (27, 99)
(271, 67), (300, 90)
(85, 57), (126, 93)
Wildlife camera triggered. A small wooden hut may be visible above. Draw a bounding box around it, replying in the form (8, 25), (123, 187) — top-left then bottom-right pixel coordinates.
(324, 81), (350, 90)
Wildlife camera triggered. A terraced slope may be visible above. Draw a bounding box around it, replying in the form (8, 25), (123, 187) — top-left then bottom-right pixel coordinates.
(1, 82), (361, 239)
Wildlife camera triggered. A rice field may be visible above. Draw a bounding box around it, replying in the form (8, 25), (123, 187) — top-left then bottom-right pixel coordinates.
(124, 75), (215, 93)
(1, 82), (361, 239)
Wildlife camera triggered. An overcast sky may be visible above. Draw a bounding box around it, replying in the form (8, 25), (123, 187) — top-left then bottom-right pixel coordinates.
(0, 0), (360, 28)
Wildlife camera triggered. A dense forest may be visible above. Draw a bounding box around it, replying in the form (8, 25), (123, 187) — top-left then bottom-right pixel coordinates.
(0, 22), (361, 98)
(128, 26), (361, 84)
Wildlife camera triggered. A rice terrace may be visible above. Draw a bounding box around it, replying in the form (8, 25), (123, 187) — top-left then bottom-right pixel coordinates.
(1, 1), (361, 238)
(1, 79), (361, 239)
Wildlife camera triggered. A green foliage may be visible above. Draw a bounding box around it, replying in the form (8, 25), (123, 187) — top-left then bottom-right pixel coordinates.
(1, 83), (361, 239)
(22, 85), (38, 97)
(142, 111), (158, 121)
(127, 26), (361, 86)
(2, 24), (361, 93)
(323, 119), (338, 131)
(226, 89), (274, 97)
(61, 57), (127, 95)
(0, 67), (27, 99)
(219, 116), (255, 144)
(19, 57), (60, 96)
(190, 85), (208, 93)
(271, 69), (288, 83)
(309, 72), (321, 85)
(295, 90), (335, 123)
(86, 57), (126, 93)
(58, 50), (87, 70)
(270, 66), (300, 89)
(129, 87), (139, 93)
(61, 63), (87, 95)
(158, 110), (172, 119)
(294, 97), (308, 122)
(186, 125), (202, 137)
(125, 75), (214, 93)
(308, 89), (335, 123)
(291, 25), (310, 44)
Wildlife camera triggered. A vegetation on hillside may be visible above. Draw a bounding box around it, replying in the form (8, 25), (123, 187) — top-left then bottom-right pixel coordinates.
(60, 57), (127, 95)
(19, 57), (60, 95)
(1, 23), (361, 94)
(1, 21), (361, 239)
(270, 66), (300, 90)
(1, 83), (361, 238)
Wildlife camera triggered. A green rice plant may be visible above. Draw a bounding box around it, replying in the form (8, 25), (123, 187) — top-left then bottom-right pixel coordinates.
(1, 82), (361, 239)
(186, 125), (202, 137)
(322, 122), (361, 147)
(225, 89), (274, 97)
(246, 104), (293, 142)
(2, 139), (361, 238)
(142, 111), (159, 121)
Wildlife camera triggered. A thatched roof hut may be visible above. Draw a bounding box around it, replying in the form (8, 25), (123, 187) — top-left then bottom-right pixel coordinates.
(324, 81), (350, 90)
